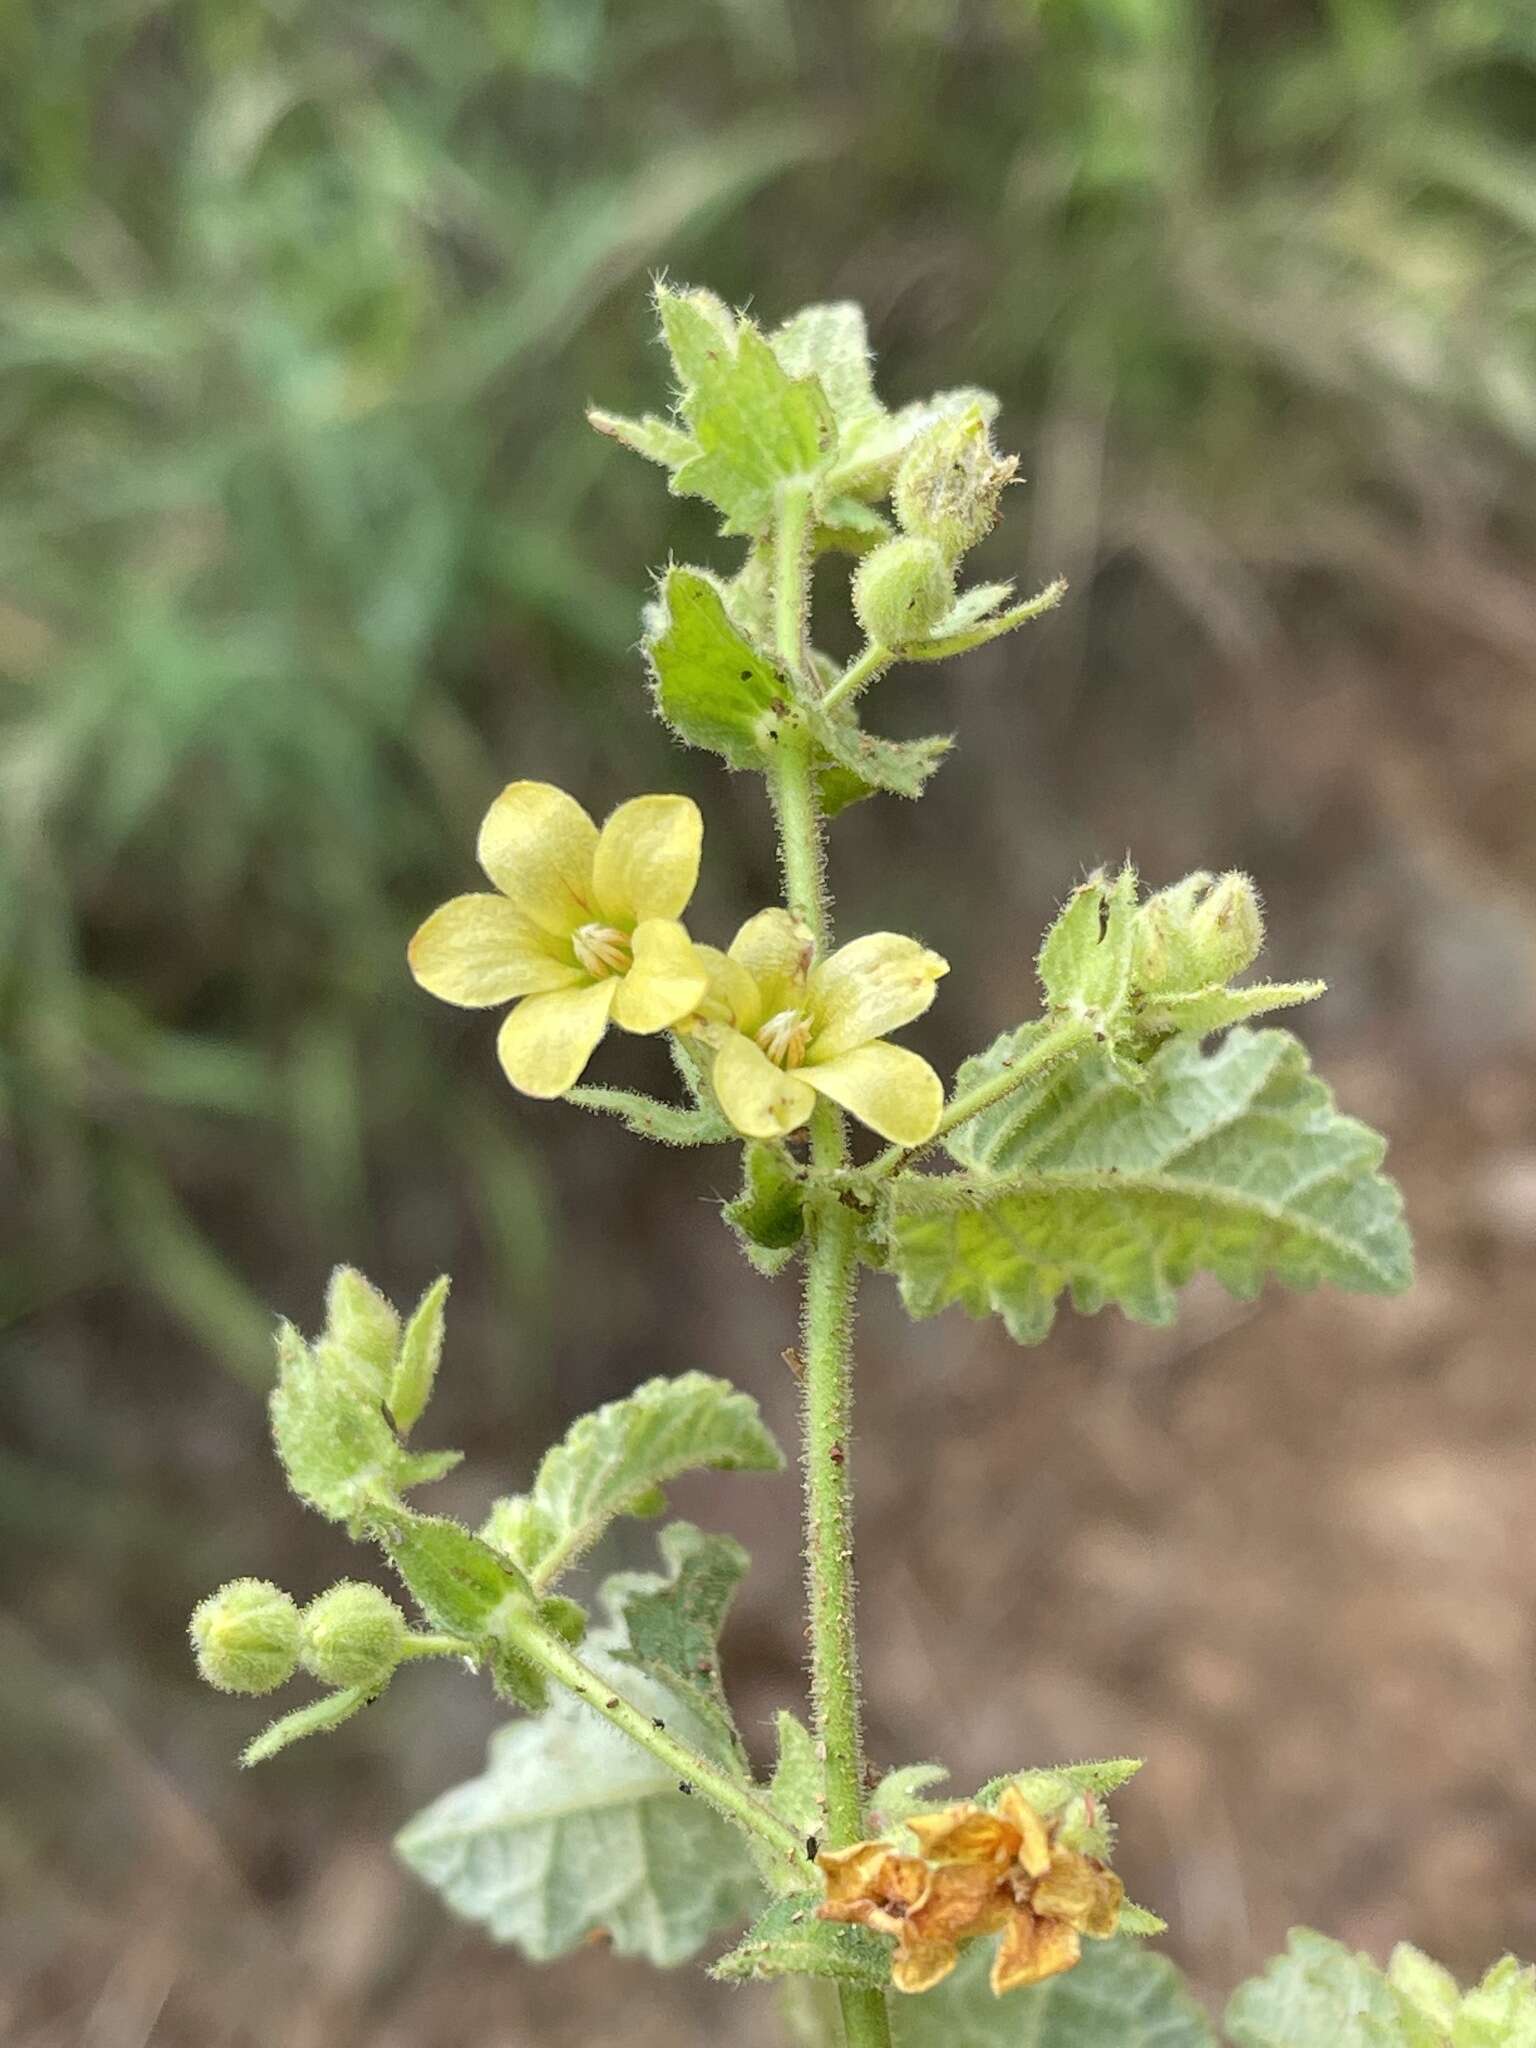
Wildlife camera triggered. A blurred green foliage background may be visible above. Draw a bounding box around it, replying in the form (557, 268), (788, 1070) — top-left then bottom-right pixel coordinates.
(5, 3), (1536, 2042)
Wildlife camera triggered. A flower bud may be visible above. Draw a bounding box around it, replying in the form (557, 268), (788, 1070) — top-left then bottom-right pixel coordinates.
(191, 1578), (302, 1696)
(323, 1267), (400, 1396)
(1131, 874), (1211, 996)
(1187, 872), (1264, 984)
(852, 536), (954, 649)
(300, 1582), (407, 1692)
(893, 405), (1016, 558)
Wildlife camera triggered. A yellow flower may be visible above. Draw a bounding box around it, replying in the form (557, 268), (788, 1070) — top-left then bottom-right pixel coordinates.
(817, 1784), (1124, 1997)
(408, 781), (709, 1098)
(686, 908), (948, 1145)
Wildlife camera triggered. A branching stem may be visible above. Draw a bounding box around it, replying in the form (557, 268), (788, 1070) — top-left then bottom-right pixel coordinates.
(860, 1013), (1096, 1183)
(820, 641), (891, 714)
(506, 1613), (807, 1874)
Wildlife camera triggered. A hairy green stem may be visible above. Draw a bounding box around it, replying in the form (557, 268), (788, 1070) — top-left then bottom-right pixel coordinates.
(774, 479), (815, 689)
(769, 493), (894, 2048)
(506, 1613), (807, 1874)
(820, 640), (891, 714)
(399, 1632), (478, 1661)
(861, 1012), (1096, 1183)
(768, 735), (829, 950)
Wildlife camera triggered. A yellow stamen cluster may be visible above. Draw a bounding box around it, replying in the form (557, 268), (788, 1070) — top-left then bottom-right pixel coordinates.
(755, 1007), (812, 1070)
(572, 923), (633, 978)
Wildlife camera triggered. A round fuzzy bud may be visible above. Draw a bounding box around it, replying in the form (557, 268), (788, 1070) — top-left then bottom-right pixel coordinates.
(301, 1582), (407, 1692)
(852, 536), (955, 649)
(893, 406), (1017, 558)
(191, 1579), (301, 1696)
(1187, 872), (1264, 984)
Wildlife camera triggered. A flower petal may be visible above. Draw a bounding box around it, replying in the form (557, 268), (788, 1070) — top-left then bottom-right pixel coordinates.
(727, 908), (814, 1016)
(592, 794), (702, 925)
(907, 1807), (1019, 1872)
(1033, 1851), (1124, 1938)
(909, 1864), (1011, 1945)
(408, 894), (582, 1007)
(687, 944), (762, 1035)
(495, 981), (615, 1098)
(818, 1843), (901, 1910)
(892, 1938), (961, 1995)
(808, 933), (948, 1060)
(610, 919), (709, 1033)
(711, 1029), (816, 1140)
(995, 1788), (1053, 1878)
(805, 1042), (943, 1144)
(991, 1909), (1080, 1994)
(477, 782), (599, 936)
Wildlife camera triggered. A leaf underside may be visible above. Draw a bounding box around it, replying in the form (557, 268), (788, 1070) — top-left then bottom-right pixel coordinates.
(1225, 1930), (1442, 2048)
(889, 1936), (1218, 2047)
(887, 1027), (1411, 1344)
(396, 1642), (759, 1968)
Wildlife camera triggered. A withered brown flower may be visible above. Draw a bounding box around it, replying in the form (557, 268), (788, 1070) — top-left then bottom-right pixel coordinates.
(817, 1783), (1124, 1996)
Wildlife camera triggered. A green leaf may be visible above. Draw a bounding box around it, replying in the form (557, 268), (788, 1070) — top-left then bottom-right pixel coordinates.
(1388, 1947), (1462, 2034)
(903, 578), (1067, 662)
(887, 1029), (1412, 1344)
(587, 406), (698, 471)
(767, 1711), (824, 1839)
(323, 1266), (400, 1398)
(1037, 866), (1139, 1025)
(803, 699), (952, 806)
(726, 1141), (806, 1272)
(269, 1324), (461, 1528)
(642, 566), (789, 767)
(1454, 1956), (1536, 2046)
(241, 1685), (370, 1767)
(1139, 982), (1325, 1039)
(869, 1763), (954, 1826)
(566, 1080), (734, 1145)
(769, 302), (880, 439)
(481, 1372), (785, 1592)
(712, 1892), (891, 1990)
(889, 1935), (1216, 2048)
(1226, 1930), (1441, 2048)
(1118, 1904), (1170, 1937)
(975, 1759), (1146, 1815)
(601, 1522), (750, 1762)
(657, 285), (836, 536)
(388, 1275), (450, 1437)
(374, 1512), (534, 1641)
(815, 497), (894, 555)
(396, 1643), (760, 1967)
